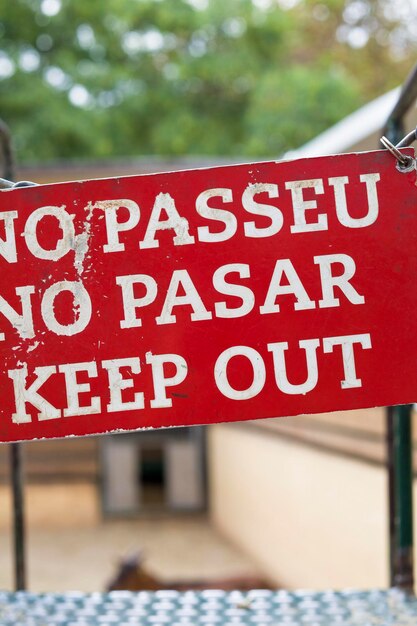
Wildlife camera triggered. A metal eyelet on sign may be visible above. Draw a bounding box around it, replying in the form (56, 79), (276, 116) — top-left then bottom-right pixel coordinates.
(395, 157), (416, 173)
(380, 133), (417, 173)
(380, 136), (416, 172)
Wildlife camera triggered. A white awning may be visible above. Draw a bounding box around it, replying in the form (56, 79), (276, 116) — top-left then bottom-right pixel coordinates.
(286, 87), (401, 158)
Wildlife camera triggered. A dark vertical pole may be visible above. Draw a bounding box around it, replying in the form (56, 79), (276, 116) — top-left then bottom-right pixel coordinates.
(10, 444), (26, 590)
(387, 406), (414, 591)
(0, 121), (27, 591)
(383, 77), (416, 591)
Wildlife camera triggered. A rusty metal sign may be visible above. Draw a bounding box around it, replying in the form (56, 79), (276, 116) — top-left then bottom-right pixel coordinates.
(0, 150), (416, 442)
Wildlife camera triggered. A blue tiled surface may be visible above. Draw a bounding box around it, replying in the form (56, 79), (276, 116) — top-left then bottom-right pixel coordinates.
(1, 588), (417, 625)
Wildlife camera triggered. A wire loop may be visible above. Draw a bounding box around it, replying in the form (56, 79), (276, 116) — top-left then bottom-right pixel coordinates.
(0, 178), (36, 190)
(380, 135), (416, 172)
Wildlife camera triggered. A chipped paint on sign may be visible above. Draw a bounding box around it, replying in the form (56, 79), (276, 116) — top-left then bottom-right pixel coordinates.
(0, 150), (416, 442)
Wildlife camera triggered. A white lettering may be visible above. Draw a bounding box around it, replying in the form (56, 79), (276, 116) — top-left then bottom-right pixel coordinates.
(24, 206), (75, 260)
(146, 352), (188, 408)
(41, 280), (92, 335)
(0, 286), (35, 341)
(116, 274), (158, 329)
(196, 188), (236, 243)
(260, 259), (315, 314)
(242, 183), (283, 238)
(156, 269), (212, 325)
(8, 364), (60, 423)
(267, 339), (320, 394)
(102, 357), (144, 413)
(140, 192), (195, 249)
(314, 253), (364, 308)
(59, 361), (101, 417)
(0, 211), (18, 263)
(97, 199), (140, 253)
(287, 179), (327, 233)
(323, 333), (372, 388)
(214, 346), (266, 400)
(329, 173), (380, 228)
(213, 264), (255, 319)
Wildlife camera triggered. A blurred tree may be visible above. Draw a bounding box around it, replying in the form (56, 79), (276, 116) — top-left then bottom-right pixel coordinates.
(0, 0), (415, 161)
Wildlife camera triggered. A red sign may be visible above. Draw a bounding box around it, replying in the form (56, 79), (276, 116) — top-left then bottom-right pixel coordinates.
(0, 150), (416, 442)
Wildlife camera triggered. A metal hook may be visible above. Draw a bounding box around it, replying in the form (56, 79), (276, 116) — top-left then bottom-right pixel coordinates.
(380, 135), (416, 173)
(0, 178), (36, 190)
(396, 125), (417, 149)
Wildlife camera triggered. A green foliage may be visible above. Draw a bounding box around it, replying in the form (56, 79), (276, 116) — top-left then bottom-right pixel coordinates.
(0, 0), (415, 162)
(244, 66), (360, 155)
